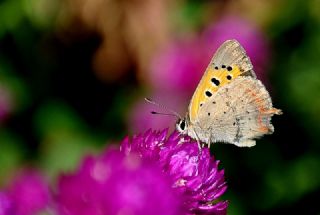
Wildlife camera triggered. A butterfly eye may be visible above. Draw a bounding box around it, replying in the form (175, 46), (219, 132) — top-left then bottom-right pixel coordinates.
(180, 120), (186, 131)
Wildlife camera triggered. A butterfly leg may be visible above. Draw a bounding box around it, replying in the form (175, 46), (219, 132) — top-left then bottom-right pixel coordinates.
(191, 130), (202, 150)
(208, 130), (213, 149)
(208, 141), (212, 149)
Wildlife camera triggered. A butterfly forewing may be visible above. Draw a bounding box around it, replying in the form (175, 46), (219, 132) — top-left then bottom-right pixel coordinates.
(188, 39), (256, 123)
(211, 40), (255, 77)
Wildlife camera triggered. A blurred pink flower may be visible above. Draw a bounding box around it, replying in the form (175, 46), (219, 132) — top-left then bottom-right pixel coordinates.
(127, 93), (189, 133)
(148, 39), (208, 94)
(202, 16), (270, 83)
(7, 170), (50, 215)
(0, 86), (13, 123)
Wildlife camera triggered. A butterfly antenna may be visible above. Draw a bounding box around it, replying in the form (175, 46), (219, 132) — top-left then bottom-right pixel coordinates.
(145, 98), (182, 119)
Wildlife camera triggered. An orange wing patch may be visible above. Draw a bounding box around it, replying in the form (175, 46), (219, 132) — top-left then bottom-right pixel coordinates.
(189, 65), (242, 122)
(246, 88), (282, 133)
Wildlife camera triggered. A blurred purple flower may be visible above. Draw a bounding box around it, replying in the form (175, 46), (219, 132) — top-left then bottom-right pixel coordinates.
(56, 148), (183, 215)
(0, 192), (13, 215)
(202, 16), (270, 83)
(6, 170), (50, 215)
(121, 130), (228, 215)
(0, 86), (13, 123)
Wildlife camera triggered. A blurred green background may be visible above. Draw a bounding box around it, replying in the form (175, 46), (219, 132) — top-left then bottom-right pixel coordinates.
(0, 0), (320, 214)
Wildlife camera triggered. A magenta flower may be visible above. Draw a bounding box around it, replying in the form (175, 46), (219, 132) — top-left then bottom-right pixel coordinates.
(121, 130), (228, 215)
(56, 130), (227, 215)
(56, 148), (183, 215)
(5, 170), (51, 215)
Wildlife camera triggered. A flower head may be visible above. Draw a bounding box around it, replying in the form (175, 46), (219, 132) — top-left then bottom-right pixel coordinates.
(6, 170), (50, 215)
(121, 130), (228, 214)
(56, 129), (227, 215)
(56, 148), (183, 215)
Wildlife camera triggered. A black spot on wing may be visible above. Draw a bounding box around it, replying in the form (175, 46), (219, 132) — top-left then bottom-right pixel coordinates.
(205, 91), (212, 97)
(211, 78), (220, 86)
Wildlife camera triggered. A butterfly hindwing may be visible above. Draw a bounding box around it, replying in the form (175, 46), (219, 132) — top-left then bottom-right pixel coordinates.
(196, 76), (281, 146)
(188, 39), (256, 123)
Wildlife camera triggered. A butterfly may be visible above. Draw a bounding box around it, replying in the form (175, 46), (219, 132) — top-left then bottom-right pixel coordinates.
(175, 39), (282, 147)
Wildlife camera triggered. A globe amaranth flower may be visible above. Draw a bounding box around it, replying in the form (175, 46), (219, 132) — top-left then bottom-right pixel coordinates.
(56, 129), (227, 215)
(56, 147), (184, 215)
(121, 129), (228, 215)
(3, 170), (51, 215)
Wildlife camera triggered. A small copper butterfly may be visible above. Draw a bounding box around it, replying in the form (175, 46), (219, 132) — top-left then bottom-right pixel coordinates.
(176, 39), (282, 147)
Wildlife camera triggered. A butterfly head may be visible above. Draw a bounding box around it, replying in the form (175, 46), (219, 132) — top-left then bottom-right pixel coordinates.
(176, 118), (189, 134)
